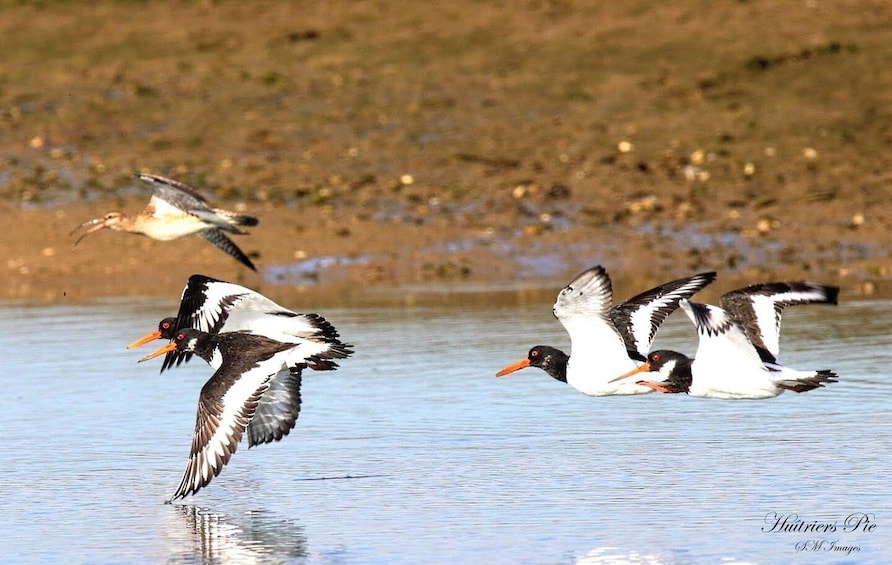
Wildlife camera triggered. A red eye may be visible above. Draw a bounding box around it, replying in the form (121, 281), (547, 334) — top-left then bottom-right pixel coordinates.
(162, 322), (171, 329)
(652, 353), (661, 361)
(531, 350), (539, 357)
(177, 332), (185, 340)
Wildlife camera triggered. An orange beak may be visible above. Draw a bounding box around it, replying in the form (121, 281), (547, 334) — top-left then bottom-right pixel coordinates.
(495, 358), (530, 377)
(127, 330), (162, 349)
(138, 341), (177, 363)
(70, 218), (108, 245)
(608, 361), (652, 383)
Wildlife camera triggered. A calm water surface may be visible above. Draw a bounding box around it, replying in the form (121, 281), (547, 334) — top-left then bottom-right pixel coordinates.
(1, 295), (889, 564)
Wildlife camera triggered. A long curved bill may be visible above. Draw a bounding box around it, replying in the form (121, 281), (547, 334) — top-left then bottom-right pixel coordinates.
(495, 358), (530, 377)
(608, 361), (652, 383)
(127, 330), (162, 350)
(70, 218), (108, 245)
(138, 341), (177, 363)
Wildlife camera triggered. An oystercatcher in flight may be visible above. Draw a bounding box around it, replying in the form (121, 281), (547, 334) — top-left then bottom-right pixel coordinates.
(141, 329), (310, 500)
(496, 266), (716, 396)
(610, 282), (840, 399)
(128, 274), (352, 373)
(131, 275), (353, 499)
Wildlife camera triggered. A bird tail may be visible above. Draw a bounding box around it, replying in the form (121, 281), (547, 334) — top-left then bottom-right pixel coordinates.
(300, 312), (355, 371)
(212, 208), (260, 229)
(305, 341), (354, 371)
(777, 370), (838, 393)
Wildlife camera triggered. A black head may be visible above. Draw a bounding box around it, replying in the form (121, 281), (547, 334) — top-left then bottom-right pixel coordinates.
(643, 350), (693, 393)
(139, 328), (215, 364)
(169, 328), (212, 353)
(127, 316), (180, 350)
(496, 345), (569, 383)
(157, 317), (178, 340)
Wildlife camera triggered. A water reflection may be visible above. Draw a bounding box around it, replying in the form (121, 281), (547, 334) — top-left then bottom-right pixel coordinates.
(167, 506), (307, 564)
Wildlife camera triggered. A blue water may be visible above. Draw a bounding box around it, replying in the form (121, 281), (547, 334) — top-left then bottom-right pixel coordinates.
(1, 296), (889, 564)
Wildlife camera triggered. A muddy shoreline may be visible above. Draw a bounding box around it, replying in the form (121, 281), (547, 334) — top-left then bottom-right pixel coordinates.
(2, 193), (887, 308)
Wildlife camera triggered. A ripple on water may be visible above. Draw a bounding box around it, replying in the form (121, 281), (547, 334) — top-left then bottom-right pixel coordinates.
(0, 299), (889, 563)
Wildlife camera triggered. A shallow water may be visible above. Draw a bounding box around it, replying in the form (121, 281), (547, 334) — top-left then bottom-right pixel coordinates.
(1, 296), (889, 564)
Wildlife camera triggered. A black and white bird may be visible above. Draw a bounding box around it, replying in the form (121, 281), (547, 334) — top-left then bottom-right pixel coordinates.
(128, 274), (352, 373)
(71, 173), (259, 270)
(611, 282), (840, 399)
(141, 329), (307, 500)
(496, 266), (716, 396)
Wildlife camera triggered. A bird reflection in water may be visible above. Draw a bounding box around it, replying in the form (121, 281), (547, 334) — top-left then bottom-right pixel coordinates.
(168, 505), (307, 563)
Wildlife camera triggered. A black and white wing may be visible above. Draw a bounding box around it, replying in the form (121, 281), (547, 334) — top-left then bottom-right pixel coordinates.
(177, 275), (277, 332)
(610, 271), (717, 360)
(168, 358), (274, 501)
(163, 275), (352, 372)
(179, 274), (353, 367)
(246, 365), (303, 447)
(269, 312), (354, 371)
(680, 299), (764, 368)
(162, 275), (267, 371)
(719, 282), (839, 364)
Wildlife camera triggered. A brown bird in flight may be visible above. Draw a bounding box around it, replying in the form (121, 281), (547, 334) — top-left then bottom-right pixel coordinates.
(71, 173), (259, 270)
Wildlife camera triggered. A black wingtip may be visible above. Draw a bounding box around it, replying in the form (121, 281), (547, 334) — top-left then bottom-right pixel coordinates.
(686, 300), (735, 337)
(186, 273), (226, 287)
(698, 271), (718, 284)
(197, 229), (258, 271)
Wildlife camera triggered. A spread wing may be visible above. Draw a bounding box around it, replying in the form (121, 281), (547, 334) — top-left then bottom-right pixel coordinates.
(719, 282), (839, 364)
(552, 265), (628, 356)
(162, 275), (252, 372)
(138, 173), (253, 233)
(197, 229), (256, 271)
(680, 299), (764, 369)
(168, 358), (275, 501)
(138, 173), (212, 214)
(610, 272), (716, 360)
(246, 365), (303, 447)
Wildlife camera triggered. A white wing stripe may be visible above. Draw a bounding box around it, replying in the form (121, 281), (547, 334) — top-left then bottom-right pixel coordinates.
(749, 294), (782, 356)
